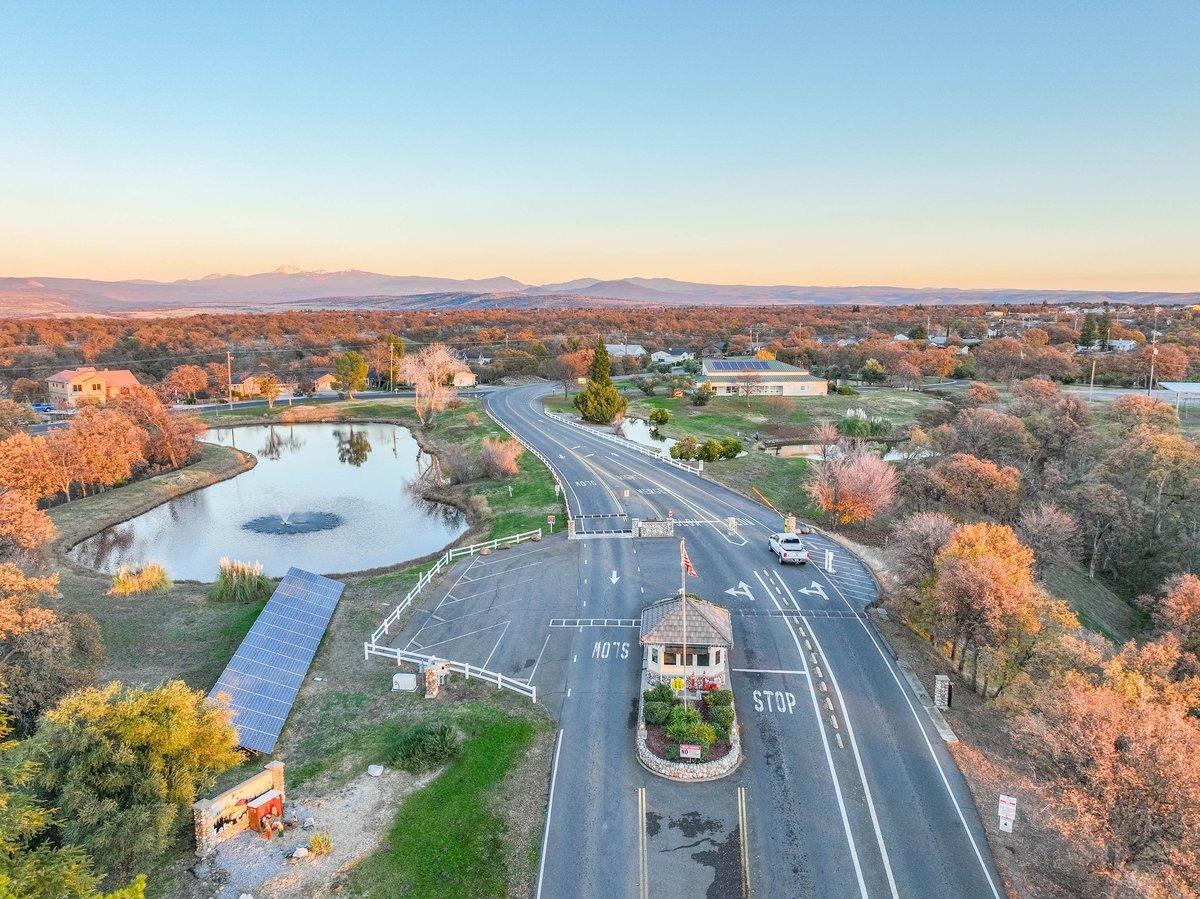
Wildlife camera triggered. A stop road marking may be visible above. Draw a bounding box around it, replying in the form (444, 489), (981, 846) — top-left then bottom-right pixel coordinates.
(753, 690), (797, 714)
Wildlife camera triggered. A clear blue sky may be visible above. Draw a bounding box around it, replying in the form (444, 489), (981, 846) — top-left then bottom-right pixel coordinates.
(2, 1), (1197, 290)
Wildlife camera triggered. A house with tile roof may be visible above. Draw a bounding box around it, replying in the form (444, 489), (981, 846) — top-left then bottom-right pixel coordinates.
(46, 366), (140, 407)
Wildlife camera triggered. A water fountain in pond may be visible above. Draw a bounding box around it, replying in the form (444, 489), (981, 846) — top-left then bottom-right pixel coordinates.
(242, 485), (344, 535)
(242, 510), (345, 535)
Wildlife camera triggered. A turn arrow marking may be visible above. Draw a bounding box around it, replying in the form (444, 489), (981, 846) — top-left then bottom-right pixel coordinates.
(725, 582), (754, 600)
(798, 581), (829, 601)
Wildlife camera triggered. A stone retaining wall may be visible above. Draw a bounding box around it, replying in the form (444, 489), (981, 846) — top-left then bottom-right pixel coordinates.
(632, 518), (675, 538)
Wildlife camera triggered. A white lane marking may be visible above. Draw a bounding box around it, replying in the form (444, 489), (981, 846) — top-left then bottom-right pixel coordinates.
(439, 576), (537, 605)
(732, 667), (810, 676)
(461, 558), (553, 582)
(774, 572), (898, 898)
(804, 566), (1004, 898)
(536, 729), (564, 899)
(526, 632), (552, 684)
(752, 570), (868, 897)
(481, 620), (512, 671)
(415, 620), (510, 653)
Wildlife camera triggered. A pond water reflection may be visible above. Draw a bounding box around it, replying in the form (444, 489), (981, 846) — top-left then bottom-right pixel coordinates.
(618, 418), (677, 455)
(69, 423), (467, 581)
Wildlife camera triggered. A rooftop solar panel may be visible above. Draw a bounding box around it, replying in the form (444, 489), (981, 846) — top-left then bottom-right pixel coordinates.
(708, 359), (770, 371)
(209, 567), (345, 753)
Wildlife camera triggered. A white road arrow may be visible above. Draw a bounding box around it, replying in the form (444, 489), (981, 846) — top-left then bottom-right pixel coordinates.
(609, 571), (621, 585)
(725, 581), (754, 600)
(798, 581), (829, 601)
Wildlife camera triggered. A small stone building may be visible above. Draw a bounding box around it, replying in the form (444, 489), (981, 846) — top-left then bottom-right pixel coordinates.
(640, 595), (733, 688)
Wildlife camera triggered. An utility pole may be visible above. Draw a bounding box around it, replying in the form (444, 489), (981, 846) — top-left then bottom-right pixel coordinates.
(1089, 358), (1097, 401)
(388, 341), (394, 392)
(226, 351), (233, 407)
(1147, 306), (1159, 396)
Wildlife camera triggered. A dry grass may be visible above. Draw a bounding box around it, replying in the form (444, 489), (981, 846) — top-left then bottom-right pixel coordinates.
(107, 563), (171, 596)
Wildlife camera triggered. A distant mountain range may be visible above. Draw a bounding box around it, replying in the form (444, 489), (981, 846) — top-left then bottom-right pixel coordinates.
(1, 267), (1196, 317)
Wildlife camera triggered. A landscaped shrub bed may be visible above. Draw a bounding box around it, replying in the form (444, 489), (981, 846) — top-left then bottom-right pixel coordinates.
(641, 685), (735, 763)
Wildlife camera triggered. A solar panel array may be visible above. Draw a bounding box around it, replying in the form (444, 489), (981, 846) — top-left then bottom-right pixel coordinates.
(707, 359), (771, 371)
(209, 567), (345, 753)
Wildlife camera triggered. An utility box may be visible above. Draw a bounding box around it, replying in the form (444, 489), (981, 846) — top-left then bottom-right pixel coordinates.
(246, 789), (283, 832)
(392, 672), (417, 692)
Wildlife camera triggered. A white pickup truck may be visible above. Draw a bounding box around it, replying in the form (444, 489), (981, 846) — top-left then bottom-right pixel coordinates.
(768, 533), (810, 565)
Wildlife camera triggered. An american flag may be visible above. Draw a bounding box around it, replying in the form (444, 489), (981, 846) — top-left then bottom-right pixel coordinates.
(680, 539), (698, 578)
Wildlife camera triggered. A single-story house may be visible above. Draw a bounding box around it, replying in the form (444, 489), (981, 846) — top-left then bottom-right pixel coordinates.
(605, 343), (648, 359)
(892, 333), (911, 342)
(701, 358), (828, 398)
(651, 348), (694, 365)
(233, 373), (297, 398)
(311, 373), (338, 394)
(452, 370), (477, 388)
(640, 595), (732, 689)
(46, 366), (140, 406)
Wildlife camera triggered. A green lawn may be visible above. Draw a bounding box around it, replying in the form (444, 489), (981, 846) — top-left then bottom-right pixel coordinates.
(1042, 564), (1148, 644)
(347, 707), (541, 898)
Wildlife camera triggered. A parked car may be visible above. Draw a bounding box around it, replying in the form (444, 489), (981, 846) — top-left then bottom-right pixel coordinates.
(768, 533), (809, 565)
(31, 402), (55, 413)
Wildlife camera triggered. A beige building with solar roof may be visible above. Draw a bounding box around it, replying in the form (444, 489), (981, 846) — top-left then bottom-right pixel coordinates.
(701, 358), (828, 397)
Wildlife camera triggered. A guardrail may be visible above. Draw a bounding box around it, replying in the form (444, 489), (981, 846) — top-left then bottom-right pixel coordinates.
(364, 644), (536, 702)
(482, 404), (573, 516)
(546, 411), (704, 475)
(368, 529), (543, 645)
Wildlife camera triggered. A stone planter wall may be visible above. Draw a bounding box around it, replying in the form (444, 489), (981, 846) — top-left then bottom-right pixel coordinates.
(635, 668), (741, 782)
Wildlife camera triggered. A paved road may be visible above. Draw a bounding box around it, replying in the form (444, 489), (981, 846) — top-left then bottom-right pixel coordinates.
(382, 383), (1004, 898)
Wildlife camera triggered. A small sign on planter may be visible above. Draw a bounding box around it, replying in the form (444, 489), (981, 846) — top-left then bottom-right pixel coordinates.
(670, 677), (686, 692)
(679, 744), (701, 760)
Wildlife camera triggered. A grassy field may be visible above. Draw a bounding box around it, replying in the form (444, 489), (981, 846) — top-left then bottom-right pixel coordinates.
(625, 389), (936, 439)
(347, 707), (545, 898)
(1042, 564), (1148, 643)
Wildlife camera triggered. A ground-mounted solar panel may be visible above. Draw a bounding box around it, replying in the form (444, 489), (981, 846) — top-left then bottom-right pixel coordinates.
(209, 567), (345, 753)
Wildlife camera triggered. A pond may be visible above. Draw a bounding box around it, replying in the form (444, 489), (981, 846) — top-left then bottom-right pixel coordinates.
(618, 418), (676, 455)
(69, 423), (467, 581)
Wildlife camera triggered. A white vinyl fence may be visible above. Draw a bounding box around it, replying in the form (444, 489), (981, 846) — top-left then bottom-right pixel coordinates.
(363, 644), (537, 702)
(367, 529), (542, 647)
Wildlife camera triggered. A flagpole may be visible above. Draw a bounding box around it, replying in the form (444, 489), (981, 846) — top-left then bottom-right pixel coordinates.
(680, 537), (688, 705)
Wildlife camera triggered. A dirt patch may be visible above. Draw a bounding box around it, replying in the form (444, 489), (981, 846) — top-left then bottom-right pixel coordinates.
(176, 767), (438, 899)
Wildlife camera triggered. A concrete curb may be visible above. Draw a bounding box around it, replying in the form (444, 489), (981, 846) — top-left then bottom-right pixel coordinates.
(897, 661), (958, 743)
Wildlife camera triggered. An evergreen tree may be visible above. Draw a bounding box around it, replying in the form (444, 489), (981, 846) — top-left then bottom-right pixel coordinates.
(1080, 314), (1098, 347)
(1097, 311), (1113, 350)
(588, 339), (612, 383)
(574, 338), (625, 423)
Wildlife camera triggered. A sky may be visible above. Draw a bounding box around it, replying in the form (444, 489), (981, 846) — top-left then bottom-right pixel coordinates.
(2, 2), (1198, 291)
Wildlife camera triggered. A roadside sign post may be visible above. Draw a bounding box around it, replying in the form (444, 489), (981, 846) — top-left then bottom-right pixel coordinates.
(548, 514), (556, 535)
(554, 483), (561, 497)
(670, 677), (685, 693)
(679, 744), (701, 760)
(934, 675), (952, 710)
(998, 795), (1017, 833)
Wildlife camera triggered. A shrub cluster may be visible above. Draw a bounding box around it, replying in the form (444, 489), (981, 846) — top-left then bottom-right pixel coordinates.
(209, 558), (272, 603)
(642, 684), (735, 759)
(107, 563), (171, 596)
(389, 721), (462, 773)
(670, 436), (741, 462)
(479, 436), (524, 478)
